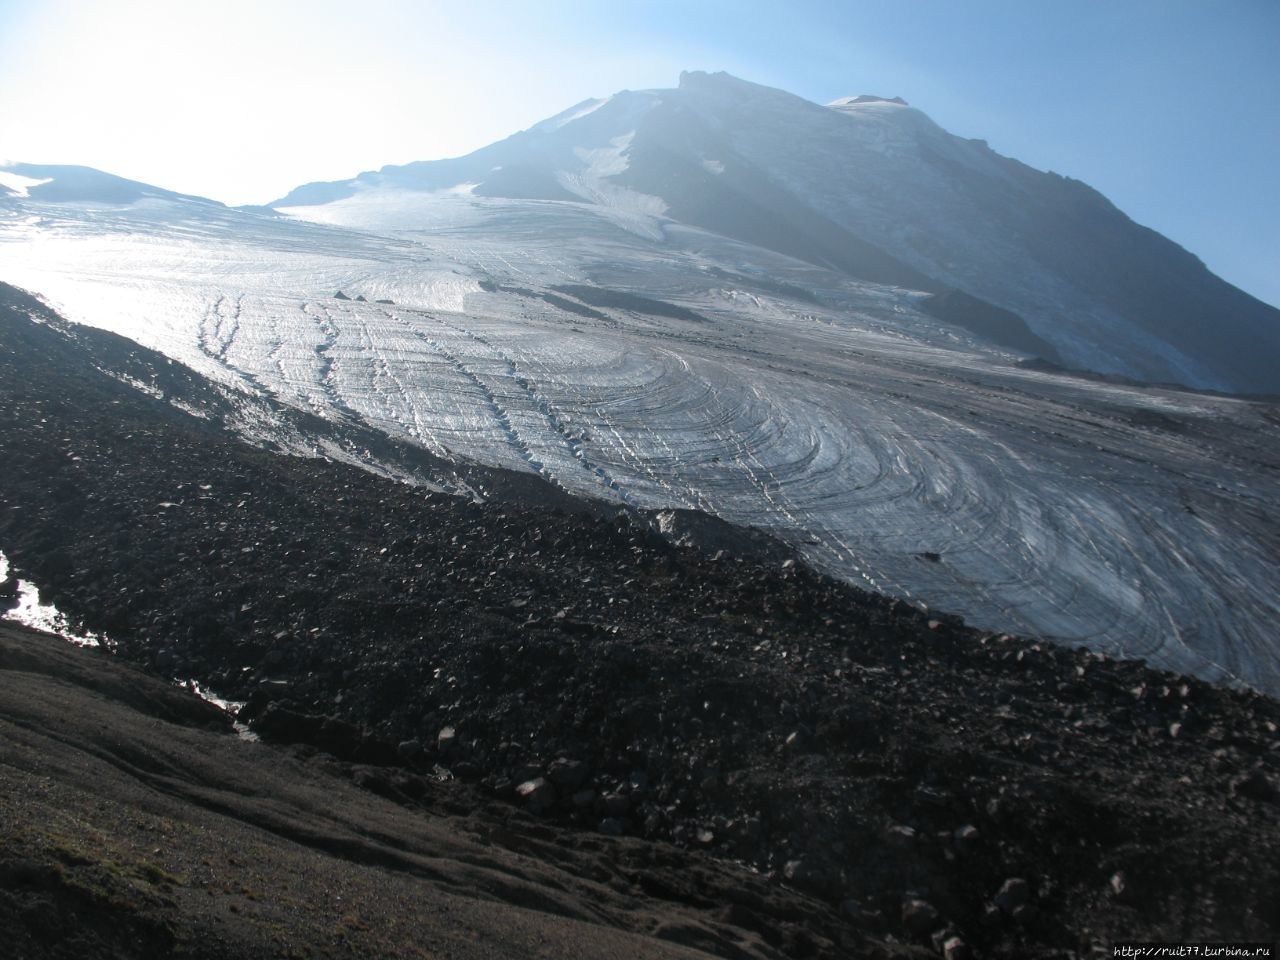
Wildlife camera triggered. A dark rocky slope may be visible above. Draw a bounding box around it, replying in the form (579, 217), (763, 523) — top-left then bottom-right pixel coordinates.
(1, 282), (1277, 957)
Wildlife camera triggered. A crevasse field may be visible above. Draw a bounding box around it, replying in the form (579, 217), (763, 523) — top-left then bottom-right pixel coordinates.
(2, 179), (1278, 695)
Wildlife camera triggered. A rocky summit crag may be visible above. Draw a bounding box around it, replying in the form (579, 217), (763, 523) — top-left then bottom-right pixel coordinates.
(2, 284), (1278, 959)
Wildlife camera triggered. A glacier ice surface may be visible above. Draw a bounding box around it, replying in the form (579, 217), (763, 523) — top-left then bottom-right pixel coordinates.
(1, 191), (1278, 695)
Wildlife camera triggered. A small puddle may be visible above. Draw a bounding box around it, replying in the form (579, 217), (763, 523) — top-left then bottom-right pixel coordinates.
(1, 549), (255, 739)
(0, 549), (107, 647)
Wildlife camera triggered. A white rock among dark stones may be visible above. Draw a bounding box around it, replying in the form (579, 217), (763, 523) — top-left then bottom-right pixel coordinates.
(784, 730), (810, 753)
(783, 858), (808, 881)
(515, 777), (556, 813)
(436, 725), (458, 756)
(886, 823), (916, 846)
(1109, 871), (1127, 899)
(953, 824), (979, 851)
(994, 877), (1030, 914)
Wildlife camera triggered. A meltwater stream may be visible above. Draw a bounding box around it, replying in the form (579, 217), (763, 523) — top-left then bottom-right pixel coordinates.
(0, 549), (252, 734)
(0, 549), (105, 647)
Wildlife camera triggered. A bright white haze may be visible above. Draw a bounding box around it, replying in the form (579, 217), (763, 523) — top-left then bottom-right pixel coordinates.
(2, 0), (1277, 306)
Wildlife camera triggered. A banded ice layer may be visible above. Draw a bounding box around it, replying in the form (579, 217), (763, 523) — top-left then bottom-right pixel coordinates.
(2, 192), (1278, 693)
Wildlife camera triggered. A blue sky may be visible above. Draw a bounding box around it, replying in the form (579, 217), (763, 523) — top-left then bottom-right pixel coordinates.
(2, 0), (1276, 307)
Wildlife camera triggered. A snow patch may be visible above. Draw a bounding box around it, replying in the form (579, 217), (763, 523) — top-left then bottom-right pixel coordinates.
(559, 132), (668, 239)
(573, 131), (636, 179)
(0, 170), (53, 198)
(0, 550), (109, 647)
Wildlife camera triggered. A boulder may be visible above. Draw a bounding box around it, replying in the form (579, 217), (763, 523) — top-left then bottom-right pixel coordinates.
(515, 777), (556, 814)
(994, 877), (1030, 914)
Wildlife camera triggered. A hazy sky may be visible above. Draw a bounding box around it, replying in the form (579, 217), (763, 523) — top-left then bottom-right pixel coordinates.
(2, 0), (1277, 307)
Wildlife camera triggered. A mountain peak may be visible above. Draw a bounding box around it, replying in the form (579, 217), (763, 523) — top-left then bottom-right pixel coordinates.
(675, 70), (791, 100)
(0, 162), (221, 207)
(267, 72), (1280, 393)
(677, 69), (736, 88)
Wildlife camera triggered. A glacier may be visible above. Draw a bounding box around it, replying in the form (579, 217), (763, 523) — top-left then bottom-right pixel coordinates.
(2, 182), (1277, 696)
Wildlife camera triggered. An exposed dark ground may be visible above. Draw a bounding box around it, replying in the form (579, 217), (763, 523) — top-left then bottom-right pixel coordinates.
(2, 620), (836, 960)
(1, 282), (1277, 958)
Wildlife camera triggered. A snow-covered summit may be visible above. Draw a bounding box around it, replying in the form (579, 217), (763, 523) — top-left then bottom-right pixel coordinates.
(827, 94), (909, 107)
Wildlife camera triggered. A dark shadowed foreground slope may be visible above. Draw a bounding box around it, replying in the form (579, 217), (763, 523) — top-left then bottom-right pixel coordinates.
(0, 621), (830, 960)
(1, 282), (1278, 957)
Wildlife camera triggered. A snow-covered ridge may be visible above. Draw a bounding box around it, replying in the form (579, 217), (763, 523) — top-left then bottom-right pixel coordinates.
(533, 96), (612, 132)
(827, 94), (909, 107)
(1, 162), (222, 206)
